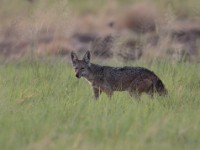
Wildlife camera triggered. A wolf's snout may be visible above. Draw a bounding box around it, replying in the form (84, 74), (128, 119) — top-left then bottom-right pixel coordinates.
(76, 73), (81, 78)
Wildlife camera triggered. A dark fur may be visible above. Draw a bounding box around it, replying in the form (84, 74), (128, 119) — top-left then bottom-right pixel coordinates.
(71, 51), (167, 99)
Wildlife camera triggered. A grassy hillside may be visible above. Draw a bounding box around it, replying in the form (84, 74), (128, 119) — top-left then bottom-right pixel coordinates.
(0, 59), (200, 150)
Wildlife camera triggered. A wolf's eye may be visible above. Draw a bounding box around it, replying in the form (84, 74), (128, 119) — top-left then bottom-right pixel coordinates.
(81, 67), (85, 70)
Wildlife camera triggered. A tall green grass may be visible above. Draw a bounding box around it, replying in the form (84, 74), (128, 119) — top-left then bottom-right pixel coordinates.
(0, 59), (200, 150)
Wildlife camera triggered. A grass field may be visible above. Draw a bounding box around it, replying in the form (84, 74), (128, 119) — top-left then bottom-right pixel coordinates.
(0, 59), (200, 150)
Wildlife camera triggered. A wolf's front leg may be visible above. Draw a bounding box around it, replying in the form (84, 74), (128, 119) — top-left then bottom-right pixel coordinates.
(104, 89), (113, 99)
(93, 87), (102, 100)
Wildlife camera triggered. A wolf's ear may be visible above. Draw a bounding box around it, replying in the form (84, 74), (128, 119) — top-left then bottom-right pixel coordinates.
(83, 51), (90, 64)
(71, 52), (78, 64)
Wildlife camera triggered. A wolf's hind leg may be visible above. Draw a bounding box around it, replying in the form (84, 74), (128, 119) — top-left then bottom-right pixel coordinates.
(147, 86), (154, 98)
(129, 78), (153, 99)
(129, 81), (141, 99)
(128, 90), (141, 99)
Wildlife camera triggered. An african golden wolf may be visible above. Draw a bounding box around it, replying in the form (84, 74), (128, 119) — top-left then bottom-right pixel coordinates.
(71, 51), (167, 99)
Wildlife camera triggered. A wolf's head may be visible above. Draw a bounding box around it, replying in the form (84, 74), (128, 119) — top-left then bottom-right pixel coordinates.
(71, 51), (91, 79)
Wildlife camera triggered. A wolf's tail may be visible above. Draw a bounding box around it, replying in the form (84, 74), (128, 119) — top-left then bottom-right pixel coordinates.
(154, 79), (168, 96)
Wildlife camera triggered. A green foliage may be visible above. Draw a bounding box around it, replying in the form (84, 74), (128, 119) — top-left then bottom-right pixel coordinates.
(0, 59), (200, 150)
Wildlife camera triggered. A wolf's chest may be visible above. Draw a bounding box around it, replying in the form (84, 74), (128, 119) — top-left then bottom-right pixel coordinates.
(85, 78), (106, 89)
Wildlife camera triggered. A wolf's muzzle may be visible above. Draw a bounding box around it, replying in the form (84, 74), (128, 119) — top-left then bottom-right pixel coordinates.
(76, 73), (81, 78)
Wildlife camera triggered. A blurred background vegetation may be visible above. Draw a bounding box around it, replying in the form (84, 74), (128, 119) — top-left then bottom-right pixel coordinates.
(0, 0), (200, 62)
